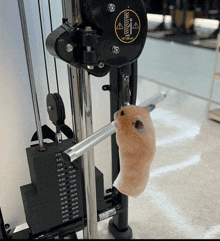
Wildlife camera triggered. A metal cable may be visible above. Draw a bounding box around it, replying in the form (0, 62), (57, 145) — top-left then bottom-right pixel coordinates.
(48, 0), (60, 94)
(38, 0), (50, 94)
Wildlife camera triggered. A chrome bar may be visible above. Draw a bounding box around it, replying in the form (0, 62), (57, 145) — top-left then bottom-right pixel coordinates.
(82, 71), (97, 239)
(63, 0), (98, 238)
(99, 208), (117, 221)
(18, 0), (44, 150)
(139, 91), (166, 108)
(67, 66), (77, 136)
(62, 121), (117, 162)
(61, 91), (166, 163)
(70, 66), (98, 240)
(61, 0), (67, 18)
(66, 0), (82, 25)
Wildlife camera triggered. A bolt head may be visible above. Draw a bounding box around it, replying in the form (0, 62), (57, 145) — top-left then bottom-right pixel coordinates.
(112, 46), (120, 54)
(66, 43), (73, 52)
(47, 106), (52, 111)
(107, 3), (116, 12)
(98, 62), (105, 68)
(87, 65), (94, 70)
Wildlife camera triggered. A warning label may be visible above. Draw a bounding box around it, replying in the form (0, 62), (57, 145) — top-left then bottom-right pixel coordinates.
(115, 9), (141, 44)
(116, 22), (124, 30)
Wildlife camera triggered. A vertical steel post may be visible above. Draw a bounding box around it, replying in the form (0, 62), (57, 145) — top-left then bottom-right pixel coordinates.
(0, 208), (7, 239)
(109, 62), (137, 238)
(61, 0), (67, 20)
(204, 0), (208, 18)
(109, 67), (125, 236)
(183, 0), (188, 31)
(18, 0), (45, 151)
(62, 0), (98, 238)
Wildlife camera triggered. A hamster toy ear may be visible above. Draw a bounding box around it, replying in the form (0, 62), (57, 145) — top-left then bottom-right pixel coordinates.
(132, 118), (144, 133)
(146, 104), (156, 112)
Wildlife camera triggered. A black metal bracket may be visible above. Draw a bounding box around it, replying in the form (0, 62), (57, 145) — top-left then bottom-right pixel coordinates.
(46, 0), (148, 77)
(102, 85), (117, 95)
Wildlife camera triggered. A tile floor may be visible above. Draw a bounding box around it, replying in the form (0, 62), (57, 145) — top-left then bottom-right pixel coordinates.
(76, 17), (220, 240)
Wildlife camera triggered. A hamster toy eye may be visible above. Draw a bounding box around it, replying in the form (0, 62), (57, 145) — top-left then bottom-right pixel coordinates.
(120, 111), (125, 116)
(132, 118), (144, 133)
(134, 120), (143, 129)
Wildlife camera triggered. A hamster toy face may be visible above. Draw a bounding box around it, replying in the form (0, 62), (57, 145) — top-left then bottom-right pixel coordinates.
(113, 105), (156, 197)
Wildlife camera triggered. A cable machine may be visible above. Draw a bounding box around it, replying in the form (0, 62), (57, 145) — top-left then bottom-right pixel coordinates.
(197, 0), (220, 40)
(148, 0), (170, 32)
(0, 0), (166, 239)
(165, 0), (196, 36)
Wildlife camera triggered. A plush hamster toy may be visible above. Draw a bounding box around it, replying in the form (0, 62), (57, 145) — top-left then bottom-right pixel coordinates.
(113, 105), (156, 197)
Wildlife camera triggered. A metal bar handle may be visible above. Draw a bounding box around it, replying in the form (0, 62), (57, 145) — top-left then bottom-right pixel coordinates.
(61, 91), (166, 163)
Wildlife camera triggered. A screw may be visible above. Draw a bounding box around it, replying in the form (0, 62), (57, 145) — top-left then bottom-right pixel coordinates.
(87, 65), (94, 70)
(98, 62), (105, 68)
(107, 3), (116, 12)
(47, 106), (52, 111)
(112, 46), (120, 54)
(66, 43), (73, 52)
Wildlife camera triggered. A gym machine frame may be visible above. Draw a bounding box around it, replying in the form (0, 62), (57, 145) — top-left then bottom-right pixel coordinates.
(148, 0), (170, 32)
(165, 0), (196, 36)
(197, 0), (220, 40)
(0, 0), (166, 239)
(148, 0), (196, 36)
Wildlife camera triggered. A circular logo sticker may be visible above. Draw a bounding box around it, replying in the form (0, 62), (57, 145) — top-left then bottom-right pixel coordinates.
(115, 9), (141, 44)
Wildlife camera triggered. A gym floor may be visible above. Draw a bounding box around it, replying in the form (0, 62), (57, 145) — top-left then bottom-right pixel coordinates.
(77, 15), (220, 239)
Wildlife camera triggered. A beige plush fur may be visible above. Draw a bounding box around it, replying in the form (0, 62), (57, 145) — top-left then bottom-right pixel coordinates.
(113, 105), (156, 197)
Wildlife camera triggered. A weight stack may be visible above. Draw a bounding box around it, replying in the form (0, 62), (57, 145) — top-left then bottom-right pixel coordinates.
(20, 138), (107, 235)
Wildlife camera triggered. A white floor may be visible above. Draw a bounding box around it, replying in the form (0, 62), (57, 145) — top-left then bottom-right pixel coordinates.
(76, 16), (220, 239)
(76, 84), (220, 239)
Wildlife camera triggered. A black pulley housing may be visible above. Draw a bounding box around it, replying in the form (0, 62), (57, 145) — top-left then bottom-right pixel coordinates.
(46, 93), (65, 127)
(46, 0), (148, 76)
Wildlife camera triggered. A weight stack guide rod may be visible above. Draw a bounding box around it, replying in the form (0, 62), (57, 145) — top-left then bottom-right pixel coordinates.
(18, 0), (44, 151)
